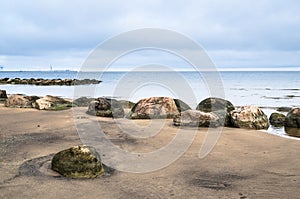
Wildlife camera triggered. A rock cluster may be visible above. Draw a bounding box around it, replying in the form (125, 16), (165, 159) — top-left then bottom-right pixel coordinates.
(51, 145), (104, 178)
(4, 94), (71, 110)
(0, 77), (101, 86)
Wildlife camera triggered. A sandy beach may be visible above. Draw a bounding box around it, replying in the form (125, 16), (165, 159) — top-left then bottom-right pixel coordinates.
(0, 104), (299, 199)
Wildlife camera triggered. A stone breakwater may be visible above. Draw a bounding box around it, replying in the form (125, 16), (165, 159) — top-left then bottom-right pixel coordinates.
(0, 77), (101, 86)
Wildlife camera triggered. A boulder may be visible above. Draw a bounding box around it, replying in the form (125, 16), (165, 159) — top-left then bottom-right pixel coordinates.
(119, 100), (135, 109)
(0, 90), (7, 98)
(285, 108), (300, 128)
(73, 97), (95, 107)
(5, 94), (40, 108)
(173, 110), (221, 127)
(35, 95), (72, 110)
(87, 97), (124, 118)
(51, 145), (104, 178)
(196, 97), (235, 127)
(196, 97), (235, 112)
(230, 106), (269, 129)
(269, 112), (286, 127)
(127, 97), (191, 119)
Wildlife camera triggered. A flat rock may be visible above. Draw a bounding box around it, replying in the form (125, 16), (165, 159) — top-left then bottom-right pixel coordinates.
(173, 110), (221, 127)
(230, 106), (269, 129)
(51, 145), (104, 179)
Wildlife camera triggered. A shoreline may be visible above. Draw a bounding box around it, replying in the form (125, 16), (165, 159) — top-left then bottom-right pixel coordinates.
(0, 105), (299, 198)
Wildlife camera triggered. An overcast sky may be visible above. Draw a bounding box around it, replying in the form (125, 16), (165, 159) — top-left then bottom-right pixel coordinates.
(0, 0), (300, 71)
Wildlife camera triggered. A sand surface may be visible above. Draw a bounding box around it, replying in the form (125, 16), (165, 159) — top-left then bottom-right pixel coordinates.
(0, 105), (299, 199)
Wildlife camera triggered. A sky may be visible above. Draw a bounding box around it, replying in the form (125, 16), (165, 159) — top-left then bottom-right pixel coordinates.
(0, 0), (300, 71)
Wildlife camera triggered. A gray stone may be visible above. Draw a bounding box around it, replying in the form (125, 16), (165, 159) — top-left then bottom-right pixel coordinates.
(230, 106), (269, 129)
(87, 97), (124, 118)
(73, 97), (95, 107)
(196, 97), (235, 126)
(51, 145), (104, 178)
(173, 110), (221, 127)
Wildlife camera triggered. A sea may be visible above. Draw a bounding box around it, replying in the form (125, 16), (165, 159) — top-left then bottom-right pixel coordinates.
(1, 70), (300, 139)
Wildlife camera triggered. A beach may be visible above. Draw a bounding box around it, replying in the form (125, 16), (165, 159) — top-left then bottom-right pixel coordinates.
(1, 104), (299, 199)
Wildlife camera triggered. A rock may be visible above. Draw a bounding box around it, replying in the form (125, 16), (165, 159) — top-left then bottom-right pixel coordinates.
(196, 98), (235, 126)
(0, 90), (7, 98)
(230, 106), (269, 129)
(196, 97), (235, 112)
(87, 97), (124, 118)
(285, 108), (300, 128)
(127, 97), (191, 119)
(51, 145), (104, 178)
(119, 100), (135, 109)
(73, 97), (95, 107)
(5, 94), (40, 108)
(35, 95), (72, 110)
(173, 110), (221, 127)
(269, 112), (286, 127)
(285, 127), (300, 138)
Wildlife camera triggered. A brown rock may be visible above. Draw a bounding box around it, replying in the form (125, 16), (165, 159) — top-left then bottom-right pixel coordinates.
(127, 97), (190, 119)
(5, 94), (40, 108)
(230, 106), (269, 129)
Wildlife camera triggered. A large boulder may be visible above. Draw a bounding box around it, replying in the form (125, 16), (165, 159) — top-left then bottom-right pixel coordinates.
(87, 97), (124, 118)
(173, 110), (221, 127)
(285, 108), (300, 128)
(127, 97), (191, 119)
(269, 112), (286, 127)
(35, 95), (72, 110)
(230, 106), (269, 129)
(5, 94), (40, 108)
(196, 97), (235, 126)
(51, 145), (104, 178)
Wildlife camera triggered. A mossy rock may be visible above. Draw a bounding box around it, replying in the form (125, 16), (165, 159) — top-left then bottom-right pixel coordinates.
(269, 112), (286, 127)
(51, 145), (104, 179)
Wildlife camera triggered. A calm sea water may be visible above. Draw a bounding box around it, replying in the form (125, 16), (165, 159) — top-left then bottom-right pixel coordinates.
(1, 70), (300, 139)
(1, 71), (299, 108)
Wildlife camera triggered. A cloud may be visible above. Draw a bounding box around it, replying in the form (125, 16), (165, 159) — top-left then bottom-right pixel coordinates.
(0, 0), (300, 70)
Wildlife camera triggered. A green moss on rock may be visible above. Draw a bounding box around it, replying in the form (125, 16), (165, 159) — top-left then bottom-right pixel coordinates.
(51, 145), (104, 179)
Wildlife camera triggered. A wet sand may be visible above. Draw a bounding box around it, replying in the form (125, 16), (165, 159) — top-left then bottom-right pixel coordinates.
(0, 105), (299, 199)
